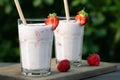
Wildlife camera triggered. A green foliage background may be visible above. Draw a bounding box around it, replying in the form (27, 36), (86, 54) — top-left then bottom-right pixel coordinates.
(0, 0), (120, 62)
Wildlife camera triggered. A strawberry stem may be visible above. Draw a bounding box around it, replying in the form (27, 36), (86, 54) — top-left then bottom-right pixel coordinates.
(49, 13), (57, 17)
(78, 9), (88, 17)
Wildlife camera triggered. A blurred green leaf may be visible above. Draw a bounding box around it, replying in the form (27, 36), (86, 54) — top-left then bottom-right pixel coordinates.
(71, 0), (88, 7)
(102, 6), (117, 12)
(92, 12), (105, 26)
(33, 0), (42, 7)
(5, 4), (12, 14)
(0, 0), (4, 6)
(114, 28), (120, 43)
(109, 6), (117, 11)
(13, 48), (20, 58)
(94, 29), (107, 37)
(83, 41), (99, 55)
(84, 27), (93, 36)
(106, 0), (112, 4)
(43, 0), (54, 6)
(80, 0), (88, 4)
(71, 0), (81, 7)
(90, 45), (99, 53)
(83, 44), (88, 55)
(110, 18), (120, 44)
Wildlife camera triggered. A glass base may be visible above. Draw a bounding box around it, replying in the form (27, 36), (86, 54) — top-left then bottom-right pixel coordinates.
(70, 61), (82, 67)
(21, 68), (51, 76)
(56, 59), (82, 67)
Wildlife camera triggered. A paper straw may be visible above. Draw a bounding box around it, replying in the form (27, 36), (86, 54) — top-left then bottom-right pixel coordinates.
(63, 0), (70, 22)
(14, 0), (26, 25)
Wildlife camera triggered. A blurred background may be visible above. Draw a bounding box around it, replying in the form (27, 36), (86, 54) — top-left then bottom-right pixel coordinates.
(0, 0), (120, 62)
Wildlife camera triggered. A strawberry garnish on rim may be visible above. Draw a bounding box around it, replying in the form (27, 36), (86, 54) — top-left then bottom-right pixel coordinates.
(75, 9), (89, 26)
(45, 13), (59, 30)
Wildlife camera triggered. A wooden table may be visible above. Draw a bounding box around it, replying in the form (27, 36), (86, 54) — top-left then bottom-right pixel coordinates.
(0, 59), (117, 80)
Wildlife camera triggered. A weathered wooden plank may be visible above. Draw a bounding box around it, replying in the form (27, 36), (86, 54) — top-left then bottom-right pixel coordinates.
(0, 59), (117, 80)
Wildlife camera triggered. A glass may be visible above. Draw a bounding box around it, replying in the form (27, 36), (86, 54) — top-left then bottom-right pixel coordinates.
(54, 17), (84, 66)
(18, 19), (53, 76)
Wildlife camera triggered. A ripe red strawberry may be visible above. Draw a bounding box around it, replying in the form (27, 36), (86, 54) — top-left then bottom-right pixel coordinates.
(87, 53), (100, 66)
(45, 13), (59, 30)
(75, 9), (89, 26)
(57, 59), (70, 72)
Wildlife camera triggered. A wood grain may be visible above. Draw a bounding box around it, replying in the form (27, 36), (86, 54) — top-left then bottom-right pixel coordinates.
(0, 59), (117, 80)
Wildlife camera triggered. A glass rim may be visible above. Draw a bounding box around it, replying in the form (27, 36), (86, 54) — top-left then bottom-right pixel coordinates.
(18, 18), (47, 25)
(57, 16), (75, 20)
(18, 18), (46, 21)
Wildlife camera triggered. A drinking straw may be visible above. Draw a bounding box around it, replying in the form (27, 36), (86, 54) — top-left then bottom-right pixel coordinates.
(63, 0), (70, 22)
(14, 0), (26, 25)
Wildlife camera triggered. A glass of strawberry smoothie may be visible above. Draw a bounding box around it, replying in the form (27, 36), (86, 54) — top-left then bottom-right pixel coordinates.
(18, 19), (53, 76)
(54, 17), (84, 66)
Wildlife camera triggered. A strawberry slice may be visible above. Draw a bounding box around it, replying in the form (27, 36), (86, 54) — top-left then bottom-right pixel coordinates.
(75, 9), (89, 26)
(87, 53), (100, 66)
(57, 59), (70, 72)
(45, 13), (59, 30)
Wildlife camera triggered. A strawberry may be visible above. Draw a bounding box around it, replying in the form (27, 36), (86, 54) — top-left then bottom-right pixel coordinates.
(57, 59), (70, 72)
(87, 53), (100, 66)
(75, 9), (89, 26)
(45, 13), (59, 30)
